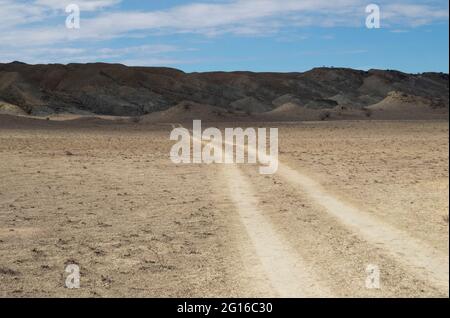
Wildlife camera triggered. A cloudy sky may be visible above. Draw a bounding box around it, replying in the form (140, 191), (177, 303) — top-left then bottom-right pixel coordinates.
(0, 0), (448, 72)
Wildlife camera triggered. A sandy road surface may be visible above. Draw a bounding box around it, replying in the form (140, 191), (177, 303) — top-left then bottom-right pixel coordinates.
(0, 120), (448, 297)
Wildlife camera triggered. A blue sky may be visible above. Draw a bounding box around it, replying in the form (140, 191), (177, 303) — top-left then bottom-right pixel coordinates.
(0, 0), (448, 73)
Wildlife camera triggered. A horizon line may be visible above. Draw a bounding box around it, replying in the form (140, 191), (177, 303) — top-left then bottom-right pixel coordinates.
(1, 61), (449, 76)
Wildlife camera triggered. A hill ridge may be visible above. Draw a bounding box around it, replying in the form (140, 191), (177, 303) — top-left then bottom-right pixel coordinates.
(0, 62), (448, 117)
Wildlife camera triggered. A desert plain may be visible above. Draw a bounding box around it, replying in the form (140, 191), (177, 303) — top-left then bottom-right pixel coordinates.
(0, 115), (448, 297)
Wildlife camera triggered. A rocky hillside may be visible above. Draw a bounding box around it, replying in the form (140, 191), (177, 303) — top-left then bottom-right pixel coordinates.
(0, 61), (448, 116)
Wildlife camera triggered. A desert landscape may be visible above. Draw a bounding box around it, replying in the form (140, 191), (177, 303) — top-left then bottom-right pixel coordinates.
(0, 0), (449, 305)
(0, 114), (448, 297)
(0, 61), (448, 298)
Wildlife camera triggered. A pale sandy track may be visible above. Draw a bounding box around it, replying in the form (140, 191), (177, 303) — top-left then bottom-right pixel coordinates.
(277, 164), (449, 293)
(1, 121), (447, 297)
(191, 133), (331, 297)
(221, 163), (332, 297)
(237, 138), (449, 293)
(190, 124), (448, 296)
(239, 165), (446, 297)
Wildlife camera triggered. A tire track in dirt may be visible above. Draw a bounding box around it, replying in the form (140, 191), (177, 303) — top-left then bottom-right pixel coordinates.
(188, 132), (332, 297)
(238, 139), (449, 293)
(187, 124), (447, 295)
(221, 163), (332, 297)
(240, 165), (446, 296)
(276, 164), (449, 292)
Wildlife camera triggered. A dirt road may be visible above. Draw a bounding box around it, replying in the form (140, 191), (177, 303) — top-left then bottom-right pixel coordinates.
(0, 120), (448, 297)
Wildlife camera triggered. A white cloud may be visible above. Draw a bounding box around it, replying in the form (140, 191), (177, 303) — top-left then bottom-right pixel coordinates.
(384, 3), (449, 26)
(0, 0), (121, 30)
(35, 0), (121, 11)
(80, 0), (363, 36)
(0, 0), (447, 65)
(0, 0), (47, 28)
(1, 0), (448, 44)
(97, 0), (446, 32)
(0, 44), (187, 65)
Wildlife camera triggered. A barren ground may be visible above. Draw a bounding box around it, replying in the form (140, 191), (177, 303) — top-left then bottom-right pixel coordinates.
(0, 119), (448, 297)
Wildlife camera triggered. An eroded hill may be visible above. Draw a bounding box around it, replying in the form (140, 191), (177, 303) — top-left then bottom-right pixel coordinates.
(0, 61), (448, 117)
